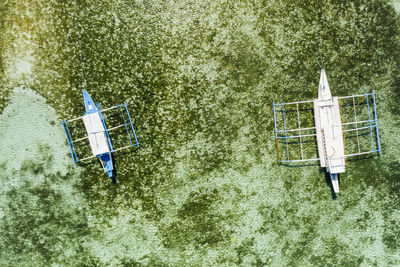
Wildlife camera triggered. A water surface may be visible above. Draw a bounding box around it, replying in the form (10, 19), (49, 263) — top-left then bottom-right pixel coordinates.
(1, 1), (400, 266)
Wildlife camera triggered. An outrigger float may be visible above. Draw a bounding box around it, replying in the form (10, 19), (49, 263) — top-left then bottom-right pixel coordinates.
(273, 69), (381, 195)
(61, 90), (139, 179)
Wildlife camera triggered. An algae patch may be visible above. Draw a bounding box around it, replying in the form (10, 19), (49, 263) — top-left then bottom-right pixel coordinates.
(1, 0), (400, 266)
(0, 87), (92, 266)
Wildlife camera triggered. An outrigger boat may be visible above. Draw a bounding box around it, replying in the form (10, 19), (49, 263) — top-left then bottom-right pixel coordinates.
(61, 89), (139, 180)
(273, 69), (381, 195)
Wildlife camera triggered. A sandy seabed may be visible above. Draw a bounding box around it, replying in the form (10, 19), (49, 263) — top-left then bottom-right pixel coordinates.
(1, 1), (400, 266)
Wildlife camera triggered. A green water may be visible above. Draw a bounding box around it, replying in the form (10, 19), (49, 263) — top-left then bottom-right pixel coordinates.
(1, 0), (400, 266)
(394, 0), (400, 12)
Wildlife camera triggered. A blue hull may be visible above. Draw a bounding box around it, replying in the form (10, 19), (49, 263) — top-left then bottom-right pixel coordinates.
(99, 152), (113, 178)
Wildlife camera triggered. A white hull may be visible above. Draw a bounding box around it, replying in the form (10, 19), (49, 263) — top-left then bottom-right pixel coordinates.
(314, 70), (345, 193)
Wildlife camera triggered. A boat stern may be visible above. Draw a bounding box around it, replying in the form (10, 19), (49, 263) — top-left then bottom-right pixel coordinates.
(99, 153), (114, 178)
(330, 173), (339, 194)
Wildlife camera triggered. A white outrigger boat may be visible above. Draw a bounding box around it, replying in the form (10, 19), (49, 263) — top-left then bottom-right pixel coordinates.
(61, 90), (139, 180)
(273, 69), (381, 195)
(313, 69), (345, 193)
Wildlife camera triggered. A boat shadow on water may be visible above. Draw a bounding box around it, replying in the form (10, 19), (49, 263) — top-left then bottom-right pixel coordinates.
(76, 154), (119, 184)
(321, 154), (379, 200)
(321, 168), (339, 200)
(75, 144), (139, 192)
(105, 148), (139, 185)
(104, 153), (118, 184)
(279, 162), (320, 168)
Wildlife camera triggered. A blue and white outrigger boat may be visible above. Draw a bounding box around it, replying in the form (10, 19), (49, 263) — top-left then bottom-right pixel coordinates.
(61, 89), (139, 179)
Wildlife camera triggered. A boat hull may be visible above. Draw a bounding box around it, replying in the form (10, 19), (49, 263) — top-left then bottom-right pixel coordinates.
(99, 152), (113, 178)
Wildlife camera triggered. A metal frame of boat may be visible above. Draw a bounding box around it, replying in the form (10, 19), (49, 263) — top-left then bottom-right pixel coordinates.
(272, 69), (381, 194)
(273, 92), (381, 163)
(61, 90), (139, 178)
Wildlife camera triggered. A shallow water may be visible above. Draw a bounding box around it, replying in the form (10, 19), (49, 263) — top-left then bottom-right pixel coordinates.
(1, 1), (400, 266)
(394, 0), (400, 12)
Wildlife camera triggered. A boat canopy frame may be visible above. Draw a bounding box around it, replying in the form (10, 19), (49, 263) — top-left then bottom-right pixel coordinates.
(272, 91), (381, 164)
(61, 102), (139, 163)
